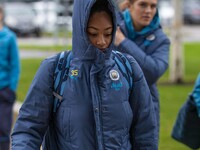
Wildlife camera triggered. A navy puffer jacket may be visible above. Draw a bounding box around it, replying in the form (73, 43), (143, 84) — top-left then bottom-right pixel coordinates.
(12, 0), (157, 149)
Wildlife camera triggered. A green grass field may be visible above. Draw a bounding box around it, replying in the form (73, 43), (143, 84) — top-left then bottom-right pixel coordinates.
(159, 84), (193, 150)
(17, 58), (43, 101)
(17, 42), (200, 150)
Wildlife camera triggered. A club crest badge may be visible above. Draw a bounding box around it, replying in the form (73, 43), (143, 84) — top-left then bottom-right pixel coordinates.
(109, 70), (120, 81)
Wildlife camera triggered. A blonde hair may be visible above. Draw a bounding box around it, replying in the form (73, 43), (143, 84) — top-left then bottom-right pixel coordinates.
(0, 4), (3, 15)
(0, 4), (4, 22)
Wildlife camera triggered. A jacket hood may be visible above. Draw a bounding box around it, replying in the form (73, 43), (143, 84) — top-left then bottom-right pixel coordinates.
(0, 26), (10, 37)
(72, 0), (117, 60)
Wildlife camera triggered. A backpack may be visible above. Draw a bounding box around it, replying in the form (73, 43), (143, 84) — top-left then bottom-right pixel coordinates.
(53, 50), (133, 112)
(53, 50), (72, 113)
(42, 50), (133, 149)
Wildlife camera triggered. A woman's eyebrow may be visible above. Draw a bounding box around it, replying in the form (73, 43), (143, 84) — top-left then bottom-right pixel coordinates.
(87, 26), (113, 30)
(87, 26), (98, 30)
(105, 27), (113, 30)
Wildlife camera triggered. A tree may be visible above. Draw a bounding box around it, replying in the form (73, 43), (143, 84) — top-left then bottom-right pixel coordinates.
(170, 0), (184, 83)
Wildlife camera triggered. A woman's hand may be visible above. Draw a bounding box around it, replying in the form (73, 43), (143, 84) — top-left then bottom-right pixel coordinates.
(118, 0), (129, 11)
(115, 27), (125, 46)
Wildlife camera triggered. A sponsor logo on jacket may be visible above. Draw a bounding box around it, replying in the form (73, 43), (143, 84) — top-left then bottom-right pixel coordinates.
(70, 69), (79, 80)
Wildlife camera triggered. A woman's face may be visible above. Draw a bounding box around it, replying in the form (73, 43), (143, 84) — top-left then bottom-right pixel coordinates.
(87, 11), (113, 52)
(129, 0), (157, 31)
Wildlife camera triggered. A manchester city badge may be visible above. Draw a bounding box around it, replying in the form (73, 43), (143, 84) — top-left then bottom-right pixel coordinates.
(109, 70), (120, 81)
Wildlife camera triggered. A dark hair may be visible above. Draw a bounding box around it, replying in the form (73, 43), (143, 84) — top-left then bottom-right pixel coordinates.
(90, 0), (113, 19)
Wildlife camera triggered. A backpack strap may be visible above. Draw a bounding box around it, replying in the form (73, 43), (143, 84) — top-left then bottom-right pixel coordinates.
(112, 51), (133, 92)
(53, 50), (72, 113)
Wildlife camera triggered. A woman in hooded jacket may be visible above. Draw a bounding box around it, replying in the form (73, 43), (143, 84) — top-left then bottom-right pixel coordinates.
(12, 0), (157, 149)
(115, 0), (170, 138)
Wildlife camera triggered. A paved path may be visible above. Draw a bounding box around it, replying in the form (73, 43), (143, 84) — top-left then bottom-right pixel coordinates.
(18, 37), (72, 46)
(18, 37), (71, 59)
(14, 102), (21, 114)
(20, 50), (58, 58)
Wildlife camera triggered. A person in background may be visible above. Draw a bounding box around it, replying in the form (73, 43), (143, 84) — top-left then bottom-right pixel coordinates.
(0, 4), (20, 150)
(193, 73), (200, 117)
(171, 73), (200, 149)
(115, 0), (170, 141)
(11, 0), (157, 149)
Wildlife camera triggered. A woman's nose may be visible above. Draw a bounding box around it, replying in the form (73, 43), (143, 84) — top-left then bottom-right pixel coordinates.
(97, 35), (106, 46)
(145, 6), (152, 13)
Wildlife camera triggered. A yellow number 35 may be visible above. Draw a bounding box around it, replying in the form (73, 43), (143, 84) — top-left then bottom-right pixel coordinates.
(71, 70), (78, 76)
